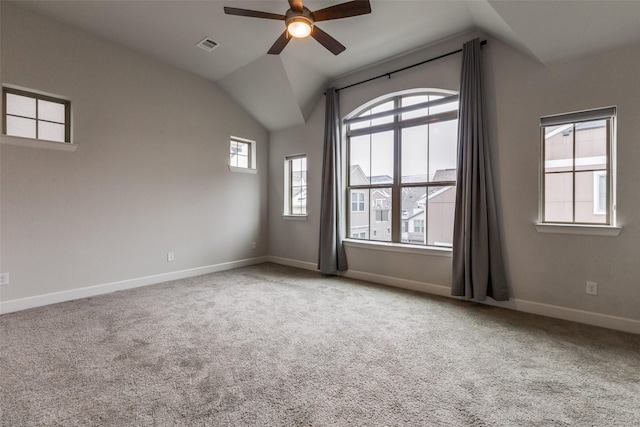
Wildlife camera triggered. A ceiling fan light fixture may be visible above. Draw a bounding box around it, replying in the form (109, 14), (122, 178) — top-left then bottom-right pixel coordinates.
(287, 17), (313, 38)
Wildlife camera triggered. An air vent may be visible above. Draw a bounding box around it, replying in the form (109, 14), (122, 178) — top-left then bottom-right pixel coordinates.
(197, 37), (219, 52)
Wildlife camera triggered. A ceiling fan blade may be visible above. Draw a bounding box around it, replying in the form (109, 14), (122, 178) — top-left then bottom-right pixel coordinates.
(268, 31), (291, 55)
(312, 0), (371, 22)
(224, 7), (285, 20)
(311, 26), (346, 55)
(288, 0), (304, 13)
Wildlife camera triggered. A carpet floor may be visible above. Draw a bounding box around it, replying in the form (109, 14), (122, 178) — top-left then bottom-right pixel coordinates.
(1, 263), (639, 426)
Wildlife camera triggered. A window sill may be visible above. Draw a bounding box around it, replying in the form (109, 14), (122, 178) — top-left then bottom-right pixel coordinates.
(1, 135), (77, 152)
(229, 166), (257, 174)
(282, 215), (307, 221)
(534, 223), (622, 236)
(343, 238), (452, 257)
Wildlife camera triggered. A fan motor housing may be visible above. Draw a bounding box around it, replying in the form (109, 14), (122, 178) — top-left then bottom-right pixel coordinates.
(285, 6), (314, 30)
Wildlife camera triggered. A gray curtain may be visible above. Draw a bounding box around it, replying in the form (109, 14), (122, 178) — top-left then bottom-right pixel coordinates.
(451, 39), (508, 301)
(318, 88), (348, 274)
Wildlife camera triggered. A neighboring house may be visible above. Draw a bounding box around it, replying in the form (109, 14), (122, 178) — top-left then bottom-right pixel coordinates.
(350, 165), (456, 245)
(402, 186), (456, 246)
(349, 165), (371, 239)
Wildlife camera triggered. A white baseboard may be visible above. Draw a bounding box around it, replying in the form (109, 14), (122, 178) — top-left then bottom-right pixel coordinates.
(267, 256), (640, 335)
(267, 256), (317, 271)
(0, 256), (268, 315)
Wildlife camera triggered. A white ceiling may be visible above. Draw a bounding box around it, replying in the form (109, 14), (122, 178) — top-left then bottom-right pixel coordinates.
(11, 0), (640, 131)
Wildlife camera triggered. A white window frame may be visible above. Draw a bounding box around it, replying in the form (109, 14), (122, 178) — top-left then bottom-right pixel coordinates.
(229, 136), (257, 174)
(536, 106), (621, 236)
(283, 153), (307, 218)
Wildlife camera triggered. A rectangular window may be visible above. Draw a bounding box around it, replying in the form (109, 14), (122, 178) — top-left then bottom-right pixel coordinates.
(540, 107), (616, 225)
(375, 210), (390, 222)
(284, 154), (307, 216)
(346, 91), (458, 247)
(351, 191), (365, 212)
(3, 87), (71, 143)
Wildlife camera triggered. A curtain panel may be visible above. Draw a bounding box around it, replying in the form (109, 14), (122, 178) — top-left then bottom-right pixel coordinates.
(451, 39), (508, 301)
(318, 88), (348, 274)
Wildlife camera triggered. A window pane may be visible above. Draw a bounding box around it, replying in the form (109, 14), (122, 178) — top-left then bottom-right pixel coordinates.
(401, 95), (429, 121)
(370, 187), (391, 242)
(575, 120), (607, 172)
(401, 187), (426, 244)
(290, 157), (307, 215)
(429, 120), (457, 182)
(429, 96), (459, 115)
(596, 173), (607, 214)
(38, 121), (66, 142)
(349, 109), (371, 131)
(6, 116), (36, 138)
(370, 101), (394, 126)
(370, 131), (393, 184)
(350, 189), (369, 239)
(349, 135), (371, 184)
(544, 124), (573, 173)
(236, 154), (249, 168)
(38, 99), (66, 123)
(230, 141), (249, 168)
(544, 172), (573, 222)
(401, 125), (428, 183)
(6, 93), (36, 118)
(427, 185), (456, 246)
(575, 171), (606, 224)
(229, 141), (238, 167)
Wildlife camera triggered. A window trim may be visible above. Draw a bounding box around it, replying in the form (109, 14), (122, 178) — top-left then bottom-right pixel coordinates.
(539, 106), (617, 229)
(343, 238), (453, 257)
(283, 153), (307, 217)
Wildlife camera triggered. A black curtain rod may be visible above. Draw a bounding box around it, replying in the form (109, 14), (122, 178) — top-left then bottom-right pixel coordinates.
(335, 39), (487, 93)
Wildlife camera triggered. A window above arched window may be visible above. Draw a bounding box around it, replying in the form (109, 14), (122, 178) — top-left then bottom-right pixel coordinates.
(344, 89), (459, 248)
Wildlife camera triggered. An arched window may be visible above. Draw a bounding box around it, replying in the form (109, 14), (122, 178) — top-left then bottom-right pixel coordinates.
(345, 89), (458, 247)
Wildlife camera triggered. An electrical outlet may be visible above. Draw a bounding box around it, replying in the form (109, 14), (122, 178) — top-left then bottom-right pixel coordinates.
(167, 252), (175, 262)
(0, 273), (8, 286)
(586, 281), (598, 295)
(251, 242), (256, 250)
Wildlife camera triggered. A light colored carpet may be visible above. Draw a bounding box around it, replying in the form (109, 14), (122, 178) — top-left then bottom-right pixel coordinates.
(1, 263), (639, 426)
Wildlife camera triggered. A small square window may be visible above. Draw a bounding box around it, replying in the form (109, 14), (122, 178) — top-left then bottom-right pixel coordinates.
(3, 87), (71, 143)
(229, 136), (256, 173)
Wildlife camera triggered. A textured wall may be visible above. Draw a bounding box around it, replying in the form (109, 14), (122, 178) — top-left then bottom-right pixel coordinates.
(0, 3), (269, 302)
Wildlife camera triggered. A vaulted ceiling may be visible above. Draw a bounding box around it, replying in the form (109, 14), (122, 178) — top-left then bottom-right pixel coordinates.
(11, 1), (640, 131)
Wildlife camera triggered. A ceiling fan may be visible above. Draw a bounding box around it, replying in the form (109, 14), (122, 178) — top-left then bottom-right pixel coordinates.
(224, 0), (372, 55)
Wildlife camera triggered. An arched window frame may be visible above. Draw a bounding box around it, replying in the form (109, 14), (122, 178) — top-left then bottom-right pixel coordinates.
(344, 89), (459, 247)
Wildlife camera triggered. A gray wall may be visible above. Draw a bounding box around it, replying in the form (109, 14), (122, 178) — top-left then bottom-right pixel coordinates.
(269, 32), (640, 323)
(0, 3), (269, 302)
